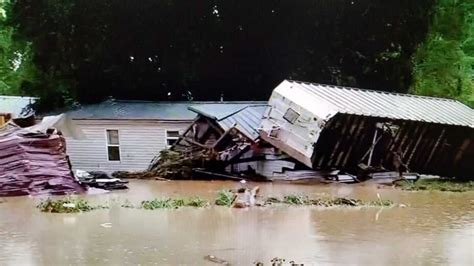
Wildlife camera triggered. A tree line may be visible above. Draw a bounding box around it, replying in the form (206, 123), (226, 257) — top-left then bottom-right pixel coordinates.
(1, 0), (472, 110)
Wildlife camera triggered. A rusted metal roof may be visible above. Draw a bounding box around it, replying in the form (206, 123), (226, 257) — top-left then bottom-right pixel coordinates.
(0, 124), (84, 196)
(275, 80), (474, 127)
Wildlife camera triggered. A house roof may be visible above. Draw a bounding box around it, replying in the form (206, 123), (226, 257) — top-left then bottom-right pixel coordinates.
(189, 102), (268, 140)
(0, 96), (37, 117)
(274, 80), (474, 128)
(68, 100), (266, 121)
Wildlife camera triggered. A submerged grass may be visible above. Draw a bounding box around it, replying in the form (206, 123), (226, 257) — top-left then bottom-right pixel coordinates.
(265, 194), (393, 207)
(397, 178), (474, 192)
(140, 197), (209, 210)
(215, 190), (236, 207)
(282, 194), (309, 205)
(37, 197), (108, 213)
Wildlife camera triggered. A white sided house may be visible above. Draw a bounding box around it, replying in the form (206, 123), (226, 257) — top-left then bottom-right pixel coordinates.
(65, 100), (263, 174)
(64, 100), (204, 174)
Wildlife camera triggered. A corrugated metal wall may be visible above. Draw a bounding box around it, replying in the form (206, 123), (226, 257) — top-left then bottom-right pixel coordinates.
(311, 114), (474, 179)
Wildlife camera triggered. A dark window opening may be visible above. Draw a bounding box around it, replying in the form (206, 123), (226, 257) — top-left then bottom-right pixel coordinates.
(107, 146), (120, 161)
(166, 130), (180, 148)
(283, 108), (300, 124)
(106, 129), (121, 161)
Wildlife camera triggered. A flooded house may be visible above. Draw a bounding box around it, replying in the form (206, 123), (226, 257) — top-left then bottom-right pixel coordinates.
(64, 100), (269, 174)
(259, 80), (474, 179)
(62, 100), (200, 174)
(168, 102), (323, 180)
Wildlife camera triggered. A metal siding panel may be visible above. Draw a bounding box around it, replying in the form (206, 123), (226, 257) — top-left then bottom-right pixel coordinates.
(281, 80), (474, 127)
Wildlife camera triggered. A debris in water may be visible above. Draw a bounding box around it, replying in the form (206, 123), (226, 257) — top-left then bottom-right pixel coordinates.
(204, 255), (230, 265)
(76, 170), (129, 190)
(62, 203), (76, 208)
(100, 222), (112, 228)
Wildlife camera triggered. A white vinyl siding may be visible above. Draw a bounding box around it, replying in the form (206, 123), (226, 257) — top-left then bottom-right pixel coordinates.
(66, 120), (190, 174)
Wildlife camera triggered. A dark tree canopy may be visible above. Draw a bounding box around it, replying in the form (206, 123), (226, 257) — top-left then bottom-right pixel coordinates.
(12, 0), (435, 109)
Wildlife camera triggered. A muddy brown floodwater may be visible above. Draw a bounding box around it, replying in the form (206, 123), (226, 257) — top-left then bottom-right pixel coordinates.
(0, 180), (473, 265)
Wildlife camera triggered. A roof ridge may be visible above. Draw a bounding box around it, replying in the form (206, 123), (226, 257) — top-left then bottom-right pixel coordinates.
(285, 79), (462, 103)
(217, 105), (252, 121)
(111, 100), (266, 104)
(0, 95), (38, 99)
(217, 104), (269, 121)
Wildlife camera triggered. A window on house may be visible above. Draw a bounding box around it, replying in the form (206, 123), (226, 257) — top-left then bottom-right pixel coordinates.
(106, 129), (120, 161)
(283, 108), (300, 124)
(166, 130), (180, 147)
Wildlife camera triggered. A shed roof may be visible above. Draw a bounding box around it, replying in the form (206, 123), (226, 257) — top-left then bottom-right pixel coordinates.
(274, 80), (474, 128)
(189, 102), (268, 140)
(68, 100), (266, 121)
(0, 96), (37, 117)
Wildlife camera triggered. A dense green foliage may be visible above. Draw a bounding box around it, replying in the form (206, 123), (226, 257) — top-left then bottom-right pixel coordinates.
(11, 0), (435, 110)
(411, 0), (474, 107)
(5, 1), (472, 109)
(0, 0), (35, 95)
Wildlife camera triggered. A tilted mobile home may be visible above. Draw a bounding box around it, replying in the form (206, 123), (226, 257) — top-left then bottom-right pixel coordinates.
(260, 80), (474, 179)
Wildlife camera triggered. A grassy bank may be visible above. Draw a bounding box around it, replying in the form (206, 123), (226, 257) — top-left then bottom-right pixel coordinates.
(397, 178), (474, 192)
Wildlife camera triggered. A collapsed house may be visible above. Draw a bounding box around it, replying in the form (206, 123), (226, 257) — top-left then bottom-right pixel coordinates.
(152, 102), (326, 180)
(0, 115), (84, 196)
(259, 80), (474, 179)
(167, 102), (271, 178)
